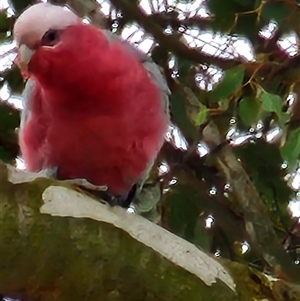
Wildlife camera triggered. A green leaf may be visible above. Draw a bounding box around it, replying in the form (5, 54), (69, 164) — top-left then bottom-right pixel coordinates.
(261, 2), (292, 25)
(261, 91), (282, 115)
(183, 87), (208, 127)
(260, 89), (289, 125)
(135, 184), (161, 213)
(193, 103), (208, 126)
(210, 66), (245, 103)
(281, 128), (300, 170)
(239, 96), (261, 126)
(170, 92), (197, 139)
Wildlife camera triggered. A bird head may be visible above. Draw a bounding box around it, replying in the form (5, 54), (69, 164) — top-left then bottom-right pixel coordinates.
(13, 3), (80, 80)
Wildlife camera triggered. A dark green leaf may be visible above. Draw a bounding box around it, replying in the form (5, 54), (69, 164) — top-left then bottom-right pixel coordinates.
(207, 0), (236, 32)
(281, 128), (300, 170)
(260, 89), (289, 125)
(193, 103), (208, 126)
(170, 92), (197, 139)
(261, 91), (282, 115)
(210, 66), (245, 103)
(234, 13), (265, 44)
(183, 87), (208, 127)
(261, 2), (292, 25)
(239, 96), (261, 126)
(136, 184), (161, 213)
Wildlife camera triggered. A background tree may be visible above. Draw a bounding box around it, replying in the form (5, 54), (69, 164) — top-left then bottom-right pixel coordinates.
(0, 0), (300, 300)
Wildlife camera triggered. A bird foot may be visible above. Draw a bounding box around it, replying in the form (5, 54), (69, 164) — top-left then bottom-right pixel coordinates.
(108, 184), (137, 208)
(80, 184), (137, 209)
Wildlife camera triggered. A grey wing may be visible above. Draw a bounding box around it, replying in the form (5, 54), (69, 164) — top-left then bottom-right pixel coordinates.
(104, 30), (170, 116)
(20, 78), (35, 129)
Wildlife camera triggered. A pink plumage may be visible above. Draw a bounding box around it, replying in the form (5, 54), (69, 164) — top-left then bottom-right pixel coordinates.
(14, 3), (169, 197)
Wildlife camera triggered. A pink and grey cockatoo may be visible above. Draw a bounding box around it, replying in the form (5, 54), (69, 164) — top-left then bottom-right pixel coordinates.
(13, 2), (169, 207)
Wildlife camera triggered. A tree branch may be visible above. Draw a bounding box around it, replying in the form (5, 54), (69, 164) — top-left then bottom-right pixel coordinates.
(1, 161), (300, 301)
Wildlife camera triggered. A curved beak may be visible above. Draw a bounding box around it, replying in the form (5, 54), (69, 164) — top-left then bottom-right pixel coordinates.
(15, 44), (35, 80)
(19, 44), (35, 65)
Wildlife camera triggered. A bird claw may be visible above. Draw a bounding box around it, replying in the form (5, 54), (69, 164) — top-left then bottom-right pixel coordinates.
(64, 178), (108, 191)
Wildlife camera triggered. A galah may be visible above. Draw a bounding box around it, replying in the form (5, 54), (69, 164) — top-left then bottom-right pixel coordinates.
(13, 2), (169, 207)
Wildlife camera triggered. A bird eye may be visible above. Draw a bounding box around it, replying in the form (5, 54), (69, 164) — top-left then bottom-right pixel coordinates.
(41, 29), (60, 47)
